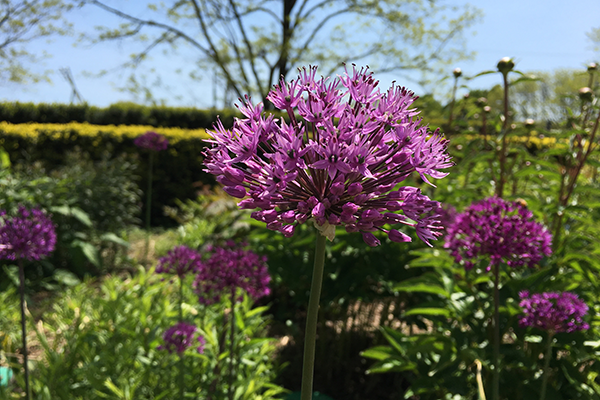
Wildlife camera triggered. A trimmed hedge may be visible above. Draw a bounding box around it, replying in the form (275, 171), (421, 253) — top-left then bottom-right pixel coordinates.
(0, 101), (241, 129)
(0, 122), (213, 227)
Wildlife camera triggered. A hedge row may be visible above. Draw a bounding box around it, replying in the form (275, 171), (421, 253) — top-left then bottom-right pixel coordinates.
(0, 101), (241, 129)
(0, 122), (213, 227)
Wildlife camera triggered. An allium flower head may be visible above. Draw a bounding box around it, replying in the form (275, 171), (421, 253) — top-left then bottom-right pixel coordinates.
(0, 206), (56, 261)
(444, 197), (552, 270)
(134, 131), (169, 151)
(203, 65), (452, 246)
(157, 245), (202, 278)
(158, 321), (205, 354)
(519, 291), (589, 333)
(194, 241), (270, 305)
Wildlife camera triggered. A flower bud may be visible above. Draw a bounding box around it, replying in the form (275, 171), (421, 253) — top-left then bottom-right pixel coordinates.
(223, 185), (247, 198)
(453, 68), (462, 78)
(388, 229), (412, 243)
(362, 232), (381, 247)
(483, 106), (491, 113)
(588, 62), (598, 72)
(524, 119), (535, 128)
(497, 57), (515, 75)
(579, 87), (593, 102)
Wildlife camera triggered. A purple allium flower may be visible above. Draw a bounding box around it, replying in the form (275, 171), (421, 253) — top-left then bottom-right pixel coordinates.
(193, 241), (271, 305)
(519, 291), (589, 333)
(203, 65), (452, 246)
(443, 197), (552, 270)
(156, 245), (202, 278)
(158, 321), (205, 354)
(134, 131), (169, 151)
(0, 206), (56, 261)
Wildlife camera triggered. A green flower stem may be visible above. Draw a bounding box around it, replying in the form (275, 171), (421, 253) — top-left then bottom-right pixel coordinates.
(18, 259), (31, 400)
(144, 151), (154, 263)
(301, 233), (327, 400)
(492, 263), (501, 400)
(229, 287), (236, 400)
(179, 277), (184, 400)
(539, 331), (555, 400)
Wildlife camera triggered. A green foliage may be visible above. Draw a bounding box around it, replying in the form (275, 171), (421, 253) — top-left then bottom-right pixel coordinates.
(364, 61), (600, 399)
(0, 101), (240, 129)
(2, 267), (286, 400)
(363, 249), (600, 400)
(0, 149), (141, 285)
(0, 122), (213, 227)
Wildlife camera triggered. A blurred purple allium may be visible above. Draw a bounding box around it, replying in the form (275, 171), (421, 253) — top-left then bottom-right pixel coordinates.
(519, 291), (589, 333)
(194, 241), (271, 305)
(134, 131), (169, 151)
(157, 245), (202, 278)
(0, 206), (56, 261)
(203, 65), (452, 246)
(444, 197), (552, 270)
(158, 321), (205, 354)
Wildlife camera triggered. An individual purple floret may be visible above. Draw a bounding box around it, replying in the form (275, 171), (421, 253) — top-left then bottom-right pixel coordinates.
(519, 291), (589, 333)
(0, 206), (56, 261)
(159, 321), (205, 354)
(134, 131), (169, 151)
(194, 241), (271, 305)
(444, 197), (552, 270)
(203, 65), (452, 246)
(156, 245), (202, 278)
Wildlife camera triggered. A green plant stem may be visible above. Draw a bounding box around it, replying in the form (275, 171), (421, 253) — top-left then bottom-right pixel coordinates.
(301, 233), (327, 400)
(229, 287), (236, 400)
(492, 262), (500, 400)
(496, 73), (510, 198)
(18, 259), (31, 400)
(179, 277), (184, 400)
(539, 332), (554, 400)
(448, 76), (459, 128)
(144, 151), (154, 263)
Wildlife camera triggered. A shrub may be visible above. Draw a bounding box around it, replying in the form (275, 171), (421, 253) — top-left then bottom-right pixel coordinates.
(2, 267), (287, 400)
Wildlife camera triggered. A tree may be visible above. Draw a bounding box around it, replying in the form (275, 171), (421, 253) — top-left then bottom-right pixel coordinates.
(80, 0), (481, 106)
(0, 0), (72, 83)
(509, 69), (591, 123)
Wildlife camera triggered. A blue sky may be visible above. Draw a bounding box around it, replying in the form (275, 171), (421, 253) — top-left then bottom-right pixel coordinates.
(2, 0), (599, 108)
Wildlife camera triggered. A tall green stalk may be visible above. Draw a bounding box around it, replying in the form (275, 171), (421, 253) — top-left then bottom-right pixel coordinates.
(229, 287), (236, 400)
(144, 151), (154, 263)
(18, 258), (31, 400)
(301, 233), (327, 400)
(492, 263), (501, 400)
(539, 332), (555, 400)
(178, 277), (184, 400)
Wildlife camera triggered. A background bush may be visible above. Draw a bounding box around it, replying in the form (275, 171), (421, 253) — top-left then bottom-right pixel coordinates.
(0, 101), (241, 129)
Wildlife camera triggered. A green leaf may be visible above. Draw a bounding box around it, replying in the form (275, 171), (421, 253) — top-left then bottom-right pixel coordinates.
(403, 307), (450, 318)
(100, 232), (129, 247)
(361, 346), (395, 361)
(393, 278), (450, 298)
(52, 269), (80, 286)
(50, 205), (93, 227)
(72, 239), (101, 267)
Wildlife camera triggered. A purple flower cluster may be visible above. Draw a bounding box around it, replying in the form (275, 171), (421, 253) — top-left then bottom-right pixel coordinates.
(159, 321), (205, 354)
(203, 65), (452, 246)
(519, 291), (589, 333)
(157, 245), (202, 278)
(194, 242), (271, 305)
(134, 131), (169, 151)
(0, 207), (56, 261)
(444, 197), (552, 270)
